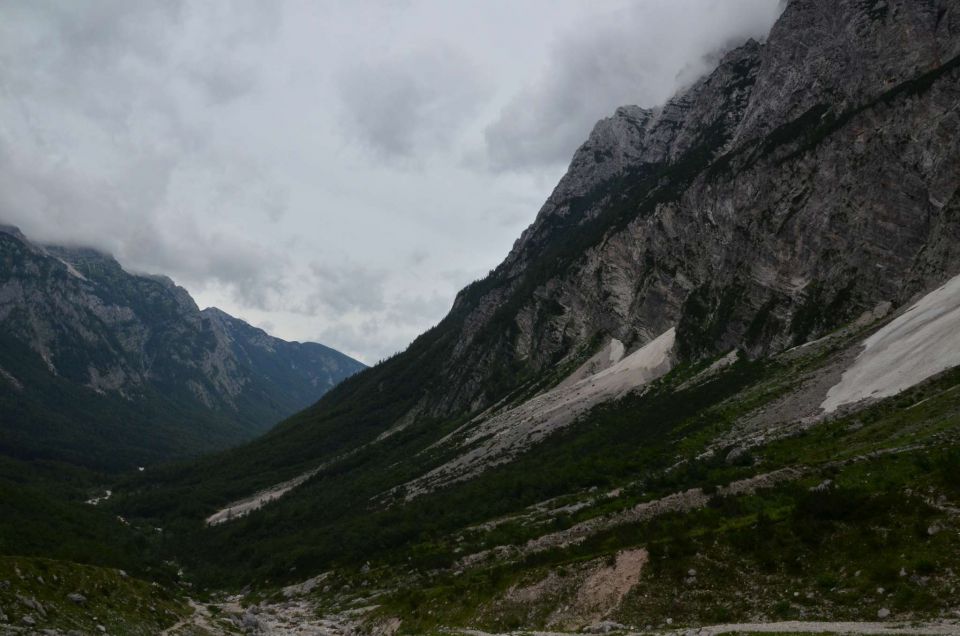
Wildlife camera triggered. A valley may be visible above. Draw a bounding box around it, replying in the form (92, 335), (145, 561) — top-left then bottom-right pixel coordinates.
(3, 0), (960, 634)
(76, 275), (960, 634)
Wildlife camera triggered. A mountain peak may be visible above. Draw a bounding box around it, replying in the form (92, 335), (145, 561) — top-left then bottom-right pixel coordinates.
(0, 224), (26, 241)
(0, 226), (366, 469)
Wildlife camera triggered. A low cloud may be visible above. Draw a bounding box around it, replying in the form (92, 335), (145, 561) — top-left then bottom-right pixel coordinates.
(338, 45), (490, 161)
(0, 1), (290, 308)
(0, 1), (787, 362)
(484, 0), (785, 172)
(303, 262), (388, 315)
(314, 293), (449, 364)
(315, 319), (391, 364)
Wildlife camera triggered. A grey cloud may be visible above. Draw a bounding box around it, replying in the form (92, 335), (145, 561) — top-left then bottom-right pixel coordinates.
(257, 319), (277, 334)
(408, 250), (429, 266)
(0, 1), (792, 362)
(0, 127), (289, 313)
(303, 262), (388, 315)
(484, 0), (785, 172)
(17, 1), (181, 64)
(386, 292), (452, 326)
(189, 63), (259, 105)
(133, 228), (290, 312)
(0, 0), (291, 312)
(338, 45), (490, 160)
(315, 290), (450, 364)
(315, 319), (391, 364)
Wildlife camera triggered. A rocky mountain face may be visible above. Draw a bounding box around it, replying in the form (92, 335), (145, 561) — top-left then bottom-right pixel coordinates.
(0, 226), (364, 468)
(440, 0), (960, 415)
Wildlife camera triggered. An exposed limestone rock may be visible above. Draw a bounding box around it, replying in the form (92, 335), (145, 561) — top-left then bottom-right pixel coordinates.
(823, 272), (960, 412)
(402, 328), (676, 497)
(427, 0), (960, 429)
(206, 467), (325, 526)
(66, 592), (87, 604)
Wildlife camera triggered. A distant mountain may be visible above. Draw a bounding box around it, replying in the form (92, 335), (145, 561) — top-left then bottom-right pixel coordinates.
(0, 225), (365, 469)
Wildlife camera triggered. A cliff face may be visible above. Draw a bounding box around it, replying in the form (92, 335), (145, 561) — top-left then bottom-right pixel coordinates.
(434, 0), (960, 417)
(0, 227), (365, 468)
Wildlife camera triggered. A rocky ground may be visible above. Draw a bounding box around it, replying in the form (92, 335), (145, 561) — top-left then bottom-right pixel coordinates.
(158, 596), (355, 636)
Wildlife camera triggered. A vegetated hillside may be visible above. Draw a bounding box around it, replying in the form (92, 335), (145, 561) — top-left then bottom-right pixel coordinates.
(0, 451), (192, 635)
(0, 226), (365, 470)
(0, 555), (191, 635)
(117, 285), (960, 634)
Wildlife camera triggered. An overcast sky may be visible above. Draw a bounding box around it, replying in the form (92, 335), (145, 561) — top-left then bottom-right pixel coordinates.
(0, 1), (784, 363)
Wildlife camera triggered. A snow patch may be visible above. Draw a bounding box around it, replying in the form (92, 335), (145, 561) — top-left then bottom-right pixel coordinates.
(822, 274), (960, 413)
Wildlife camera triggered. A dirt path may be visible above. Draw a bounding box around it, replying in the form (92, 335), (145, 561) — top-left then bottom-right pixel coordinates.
(159, 590), (362, 635)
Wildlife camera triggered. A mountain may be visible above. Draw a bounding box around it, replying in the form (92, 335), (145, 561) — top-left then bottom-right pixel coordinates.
(6, 0), (960, 633)
(123, 0), (960, 498)
(0, 226), (365, 470)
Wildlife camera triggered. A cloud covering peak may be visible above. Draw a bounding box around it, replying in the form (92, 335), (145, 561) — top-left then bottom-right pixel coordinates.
(0, 0), (783, 362)
(484, 0), (786, 171)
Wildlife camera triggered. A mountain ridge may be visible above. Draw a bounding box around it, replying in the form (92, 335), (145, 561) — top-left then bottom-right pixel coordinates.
(0, 225), (365, 469)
